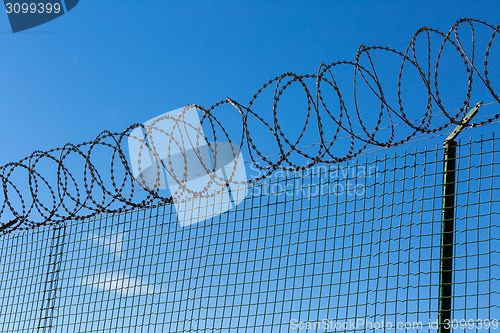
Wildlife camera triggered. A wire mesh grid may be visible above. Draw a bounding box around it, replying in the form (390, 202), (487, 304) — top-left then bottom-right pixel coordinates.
(0, 135), (499, 332)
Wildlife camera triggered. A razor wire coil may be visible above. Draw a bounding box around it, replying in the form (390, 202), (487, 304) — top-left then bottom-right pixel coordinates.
(1, 17), (499, 234)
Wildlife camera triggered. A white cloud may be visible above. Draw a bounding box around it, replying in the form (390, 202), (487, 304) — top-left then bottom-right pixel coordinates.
(80, 272), (163, 297)
(86, 231), (125, 255)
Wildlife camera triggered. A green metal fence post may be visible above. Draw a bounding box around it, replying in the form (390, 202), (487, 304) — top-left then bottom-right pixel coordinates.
(439, 139), (456, 333)
(438, 102), (482, 333)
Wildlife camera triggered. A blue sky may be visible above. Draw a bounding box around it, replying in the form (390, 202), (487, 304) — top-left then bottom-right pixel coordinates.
(0, 0), (498, 165)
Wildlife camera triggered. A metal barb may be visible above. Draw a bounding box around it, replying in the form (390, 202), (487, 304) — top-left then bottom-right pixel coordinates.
(445, 102), (483, 143)
(0, 217), (21, 233)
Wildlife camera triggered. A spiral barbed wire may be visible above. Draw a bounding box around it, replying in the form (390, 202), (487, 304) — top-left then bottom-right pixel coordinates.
(1, 18), (499, 234)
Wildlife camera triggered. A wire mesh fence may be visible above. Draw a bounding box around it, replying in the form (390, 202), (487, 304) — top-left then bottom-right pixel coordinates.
(0, 134), (499, 332)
